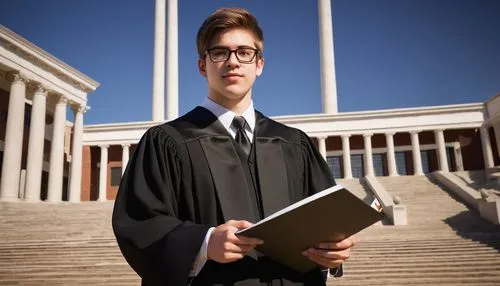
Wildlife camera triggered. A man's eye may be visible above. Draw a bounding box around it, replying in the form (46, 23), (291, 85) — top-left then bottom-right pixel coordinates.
(212, 50), (227, 57)
(237, 50), (252, 57)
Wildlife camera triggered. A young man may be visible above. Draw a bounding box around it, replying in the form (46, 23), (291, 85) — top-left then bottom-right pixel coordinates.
(112, 7), (355, 286)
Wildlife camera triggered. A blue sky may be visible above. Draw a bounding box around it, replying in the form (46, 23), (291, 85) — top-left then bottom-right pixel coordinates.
(1, 0), (499, 124)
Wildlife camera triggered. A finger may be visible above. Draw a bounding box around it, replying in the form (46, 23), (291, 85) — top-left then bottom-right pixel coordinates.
(223, 242), (257, 253)
(309, 255), (343, 269)
(316, 237), (356, 250)
(223, 242), (244, 253)
(303, 250), (344, 268)
(222, 225), (239, 234)
(305, 248), (350, 260)
(235, 234), (264, 246)
(225, 229), (263, 245)
(226, 220), (254, 229)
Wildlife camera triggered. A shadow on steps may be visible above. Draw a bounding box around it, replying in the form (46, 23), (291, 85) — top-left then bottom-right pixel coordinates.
(443, 210), (500, 251)
(412, 175), (500, 251)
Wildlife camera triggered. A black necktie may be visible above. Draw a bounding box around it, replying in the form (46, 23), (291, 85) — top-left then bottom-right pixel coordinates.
(232, 116), (251, 156)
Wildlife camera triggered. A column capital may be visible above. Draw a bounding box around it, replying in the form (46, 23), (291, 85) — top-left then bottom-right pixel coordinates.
(99, 144), (110, 149)
(121, 143), (131, 148)
(341, 134), (351, 138)
(410, 130), (422, 135)
(480, 125), (490, 132)
(12, 72), (29, 85)
(35, 84), (49, 96)
(72, 104), (90, 114)
(434, 129), (445, 134)
(56, 95), (68, 105)
(363, 133), (373, 138)
(385, 132), (396, 136)
(316, 135), (328, 140)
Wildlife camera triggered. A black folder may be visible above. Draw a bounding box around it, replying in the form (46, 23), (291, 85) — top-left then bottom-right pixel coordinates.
(236, 184), (384, 273)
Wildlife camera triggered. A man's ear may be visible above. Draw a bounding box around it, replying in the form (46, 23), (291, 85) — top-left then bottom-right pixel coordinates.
(256, 57), (264, 77)
(198, 58), (207, 77)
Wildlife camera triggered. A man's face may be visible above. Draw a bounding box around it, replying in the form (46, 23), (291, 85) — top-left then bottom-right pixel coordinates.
(198, 28), (264, 104)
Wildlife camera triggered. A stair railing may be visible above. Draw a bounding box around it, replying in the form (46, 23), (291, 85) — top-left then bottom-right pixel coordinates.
(363, 175), (408, 225)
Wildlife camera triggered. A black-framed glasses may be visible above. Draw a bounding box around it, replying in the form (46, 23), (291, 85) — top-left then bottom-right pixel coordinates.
(206, 47), (260, 63)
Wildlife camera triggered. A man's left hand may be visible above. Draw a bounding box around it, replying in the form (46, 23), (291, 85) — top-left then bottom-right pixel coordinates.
(302, 236), (356, 268)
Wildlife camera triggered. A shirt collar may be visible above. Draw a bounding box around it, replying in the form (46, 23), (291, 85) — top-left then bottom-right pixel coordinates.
(201, 97), (255, 133)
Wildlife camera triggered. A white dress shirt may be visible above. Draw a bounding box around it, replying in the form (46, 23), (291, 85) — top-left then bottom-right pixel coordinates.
(190, 97), (256, 276)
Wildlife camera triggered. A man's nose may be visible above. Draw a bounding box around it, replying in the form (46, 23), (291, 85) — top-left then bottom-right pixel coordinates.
(226, 51), (240, 67)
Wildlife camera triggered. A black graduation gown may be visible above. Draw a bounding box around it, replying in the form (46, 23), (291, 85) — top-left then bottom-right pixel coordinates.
(112, 107), (336, 286)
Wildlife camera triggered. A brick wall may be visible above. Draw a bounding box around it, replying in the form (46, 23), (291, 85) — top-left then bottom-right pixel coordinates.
(81, 144), (137, 201)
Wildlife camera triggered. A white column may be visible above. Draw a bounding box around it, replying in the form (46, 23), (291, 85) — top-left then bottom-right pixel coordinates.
(47, 95), (67, 202)
(318, 0), (338, 114)
(363, 134), (374, 176)
(410, 131), (424, 175)
(98, 145), (109, 201)
(152, 0), (166, 122)
(480, 126), (494, 169)
(166, 0), (178, 120)
(24, 85), (48, 201)
(0, 74), (28, 201)
(317, 136), (327, 160)
(341, 135), (352, 179)
(385, 132), (398, 176)
(493, 125), (500, 162)
(434, 129), (449, 172)
(68, 105), (87, 202)
(453, 142), (465, 171)
(121, 144), (130, 175)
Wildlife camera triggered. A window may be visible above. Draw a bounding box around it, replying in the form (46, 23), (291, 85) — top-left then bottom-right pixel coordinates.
(373, 153), (385, 176)
(395, 152), (408, 175)
(446, 147), (455, 172)
(326, 156), (342, 179)
(351, 154), (364, 178)
(110, 167), (122, 187)
(421, 150), (430, 174)
(24, 104), (32, 127)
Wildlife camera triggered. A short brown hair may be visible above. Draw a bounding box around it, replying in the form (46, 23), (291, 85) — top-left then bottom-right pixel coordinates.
(196, 7), (264, 58)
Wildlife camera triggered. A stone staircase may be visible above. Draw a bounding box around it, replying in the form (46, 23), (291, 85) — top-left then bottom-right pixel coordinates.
(330, 175), (500, 285)
(0, 202), (140, 285)
(1, 176), (499, 285)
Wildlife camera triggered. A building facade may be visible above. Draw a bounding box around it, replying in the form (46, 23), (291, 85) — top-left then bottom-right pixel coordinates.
(80, 102), (498, 201)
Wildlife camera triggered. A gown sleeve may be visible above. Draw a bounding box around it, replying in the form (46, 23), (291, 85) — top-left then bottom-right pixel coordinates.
(112, 125), (210, 286)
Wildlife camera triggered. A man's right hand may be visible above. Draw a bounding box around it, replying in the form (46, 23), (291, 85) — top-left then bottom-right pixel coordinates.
(207, 220), (263, 263)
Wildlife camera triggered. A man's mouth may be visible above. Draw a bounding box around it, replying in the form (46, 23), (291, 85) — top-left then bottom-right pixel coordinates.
(222, 73), (242, 78)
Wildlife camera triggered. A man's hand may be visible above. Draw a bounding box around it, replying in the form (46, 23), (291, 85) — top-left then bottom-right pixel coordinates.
(207, 220), (263, 263)
(302, 236), (356, 268)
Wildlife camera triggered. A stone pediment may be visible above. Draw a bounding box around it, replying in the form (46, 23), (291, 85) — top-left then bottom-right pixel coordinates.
(0, 25), (99, 97)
